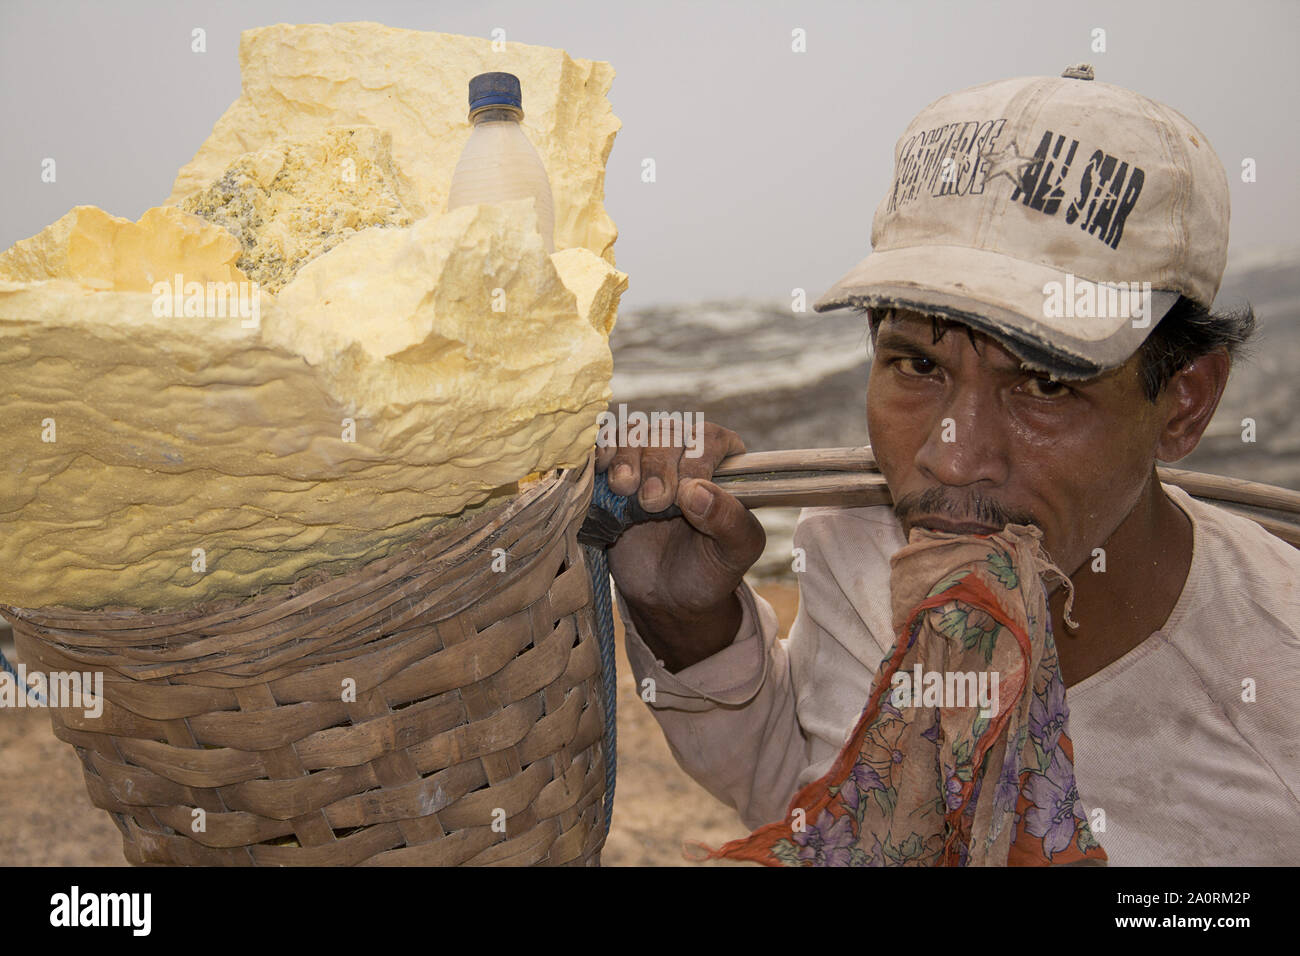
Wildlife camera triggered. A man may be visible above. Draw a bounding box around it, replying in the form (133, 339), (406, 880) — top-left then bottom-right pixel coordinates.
(597, 65), (1300, 865)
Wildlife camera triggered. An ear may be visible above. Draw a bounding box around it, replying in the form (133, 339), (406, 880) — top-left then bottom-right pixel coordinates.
(1154, 348), (1231, 463)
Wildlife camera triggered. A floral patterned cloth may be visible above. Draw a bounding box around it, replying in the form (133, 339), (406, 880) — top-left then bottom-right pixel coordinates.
(694, 523), (1107, 867)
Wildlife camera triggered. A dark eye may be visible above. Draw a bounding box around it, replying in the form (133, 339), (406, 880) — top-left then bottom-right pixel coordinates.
(895, 356), (938, 376)
(1022, 375), (1068, 398)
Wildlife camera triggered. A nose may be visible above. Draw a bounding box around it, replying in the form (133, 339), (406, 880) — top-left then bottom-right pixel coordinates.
(913, 380), (1010, 489)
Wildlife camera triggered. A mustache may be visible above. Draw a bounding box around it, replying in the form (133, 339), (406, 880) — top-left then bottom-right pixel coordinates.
(892, 487), (1040, 530)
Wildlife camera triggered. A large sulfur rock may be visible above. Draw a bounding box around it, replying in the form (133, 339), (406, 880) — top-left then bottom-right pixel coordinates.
(167, 21), (620, 263)
(0, 24), (626, 610)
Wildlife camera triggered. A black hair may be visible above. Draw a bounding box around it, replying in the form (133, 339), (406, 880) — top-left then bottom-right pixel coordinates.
(860, 296), (1256, 403)
(1132, 296), (1256, 402)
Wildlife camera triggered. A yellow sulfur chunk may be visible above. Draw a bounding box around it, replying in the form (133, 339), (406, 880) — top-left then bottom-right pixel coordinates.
(0, 205), (245, 291)
(166, 22), (621, 265)
(181, 126), (417, 293)
(0, 24), (627, 612)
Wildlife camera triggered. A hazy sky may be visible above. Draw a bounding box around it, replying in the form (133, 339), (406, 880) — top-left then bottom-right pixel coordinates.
(2, 0), (1297, 310)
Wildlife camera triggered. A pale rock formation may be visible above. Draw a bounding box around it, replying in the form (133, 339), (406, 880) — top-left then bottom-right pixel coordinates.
(0, 23), (626, 610)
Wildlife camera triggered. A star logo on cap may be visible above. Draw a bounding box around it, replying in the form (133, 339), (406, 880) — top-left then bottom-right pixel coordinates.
(978, 140), (1038, 190)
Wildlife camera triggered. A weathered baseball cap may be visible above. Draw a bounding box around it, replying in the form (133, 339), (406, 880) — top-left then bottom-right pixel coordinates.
(814, 64), (1231, 379)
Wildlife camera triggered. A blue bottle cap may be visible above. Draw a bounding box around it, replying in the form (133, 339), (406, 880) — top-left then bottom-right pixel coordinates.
(468, 72), (523, 117)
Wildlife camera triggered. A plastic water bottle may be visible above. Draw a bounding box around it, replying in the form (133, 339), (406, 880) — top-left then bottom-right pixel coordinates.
(446, 72), (556, 253)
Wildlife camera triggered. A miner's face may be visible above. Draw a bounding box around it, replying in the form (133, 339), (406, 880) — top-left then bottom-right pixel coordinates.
(866, 308), (1168, 575)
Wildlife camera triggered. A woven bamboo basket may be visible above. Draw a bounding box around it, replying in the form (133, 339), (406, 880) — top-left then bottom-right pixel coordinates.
(3, 452), (608, 866)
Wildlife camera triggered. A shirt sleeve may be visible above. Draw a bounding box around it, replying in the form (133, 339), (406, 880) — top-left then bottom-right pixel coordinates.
(614, 507), (898, 831)
(616, 578), (810, 829)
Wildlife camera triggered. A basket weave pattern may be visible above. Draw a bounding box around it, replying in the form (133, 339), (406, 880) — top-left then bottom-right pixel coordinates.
(5, 454), (607, 866)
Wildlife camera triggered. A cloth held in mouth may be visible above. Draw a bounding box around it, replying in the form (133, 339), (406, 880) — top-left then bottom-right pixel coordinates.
(691, 523), (1107, 866)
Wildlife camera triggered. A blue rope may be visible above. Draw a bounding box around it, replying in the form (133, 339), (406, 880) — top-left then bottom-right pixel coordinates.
(582, 467), (628, 842)
(0, 637), (45, 705)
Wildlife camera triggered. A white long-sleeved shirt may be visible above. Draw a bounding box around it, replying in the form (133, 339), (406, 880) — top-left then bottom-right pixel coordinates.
(617, 482), (1300, 865)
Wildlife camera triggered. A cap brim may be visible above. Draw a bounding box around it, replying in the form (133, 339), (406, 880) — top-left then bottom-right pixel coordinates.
(813, 245), (1179, 379)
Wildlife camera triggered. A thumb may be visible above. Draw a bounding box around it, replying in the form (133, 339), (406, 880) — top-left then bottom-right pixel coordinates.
(676, 478), (766, 575)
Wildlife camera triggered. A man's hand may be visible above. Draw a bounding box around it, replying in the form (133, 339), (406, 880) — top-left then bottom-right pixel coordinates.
(596, 420), (766, 673)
